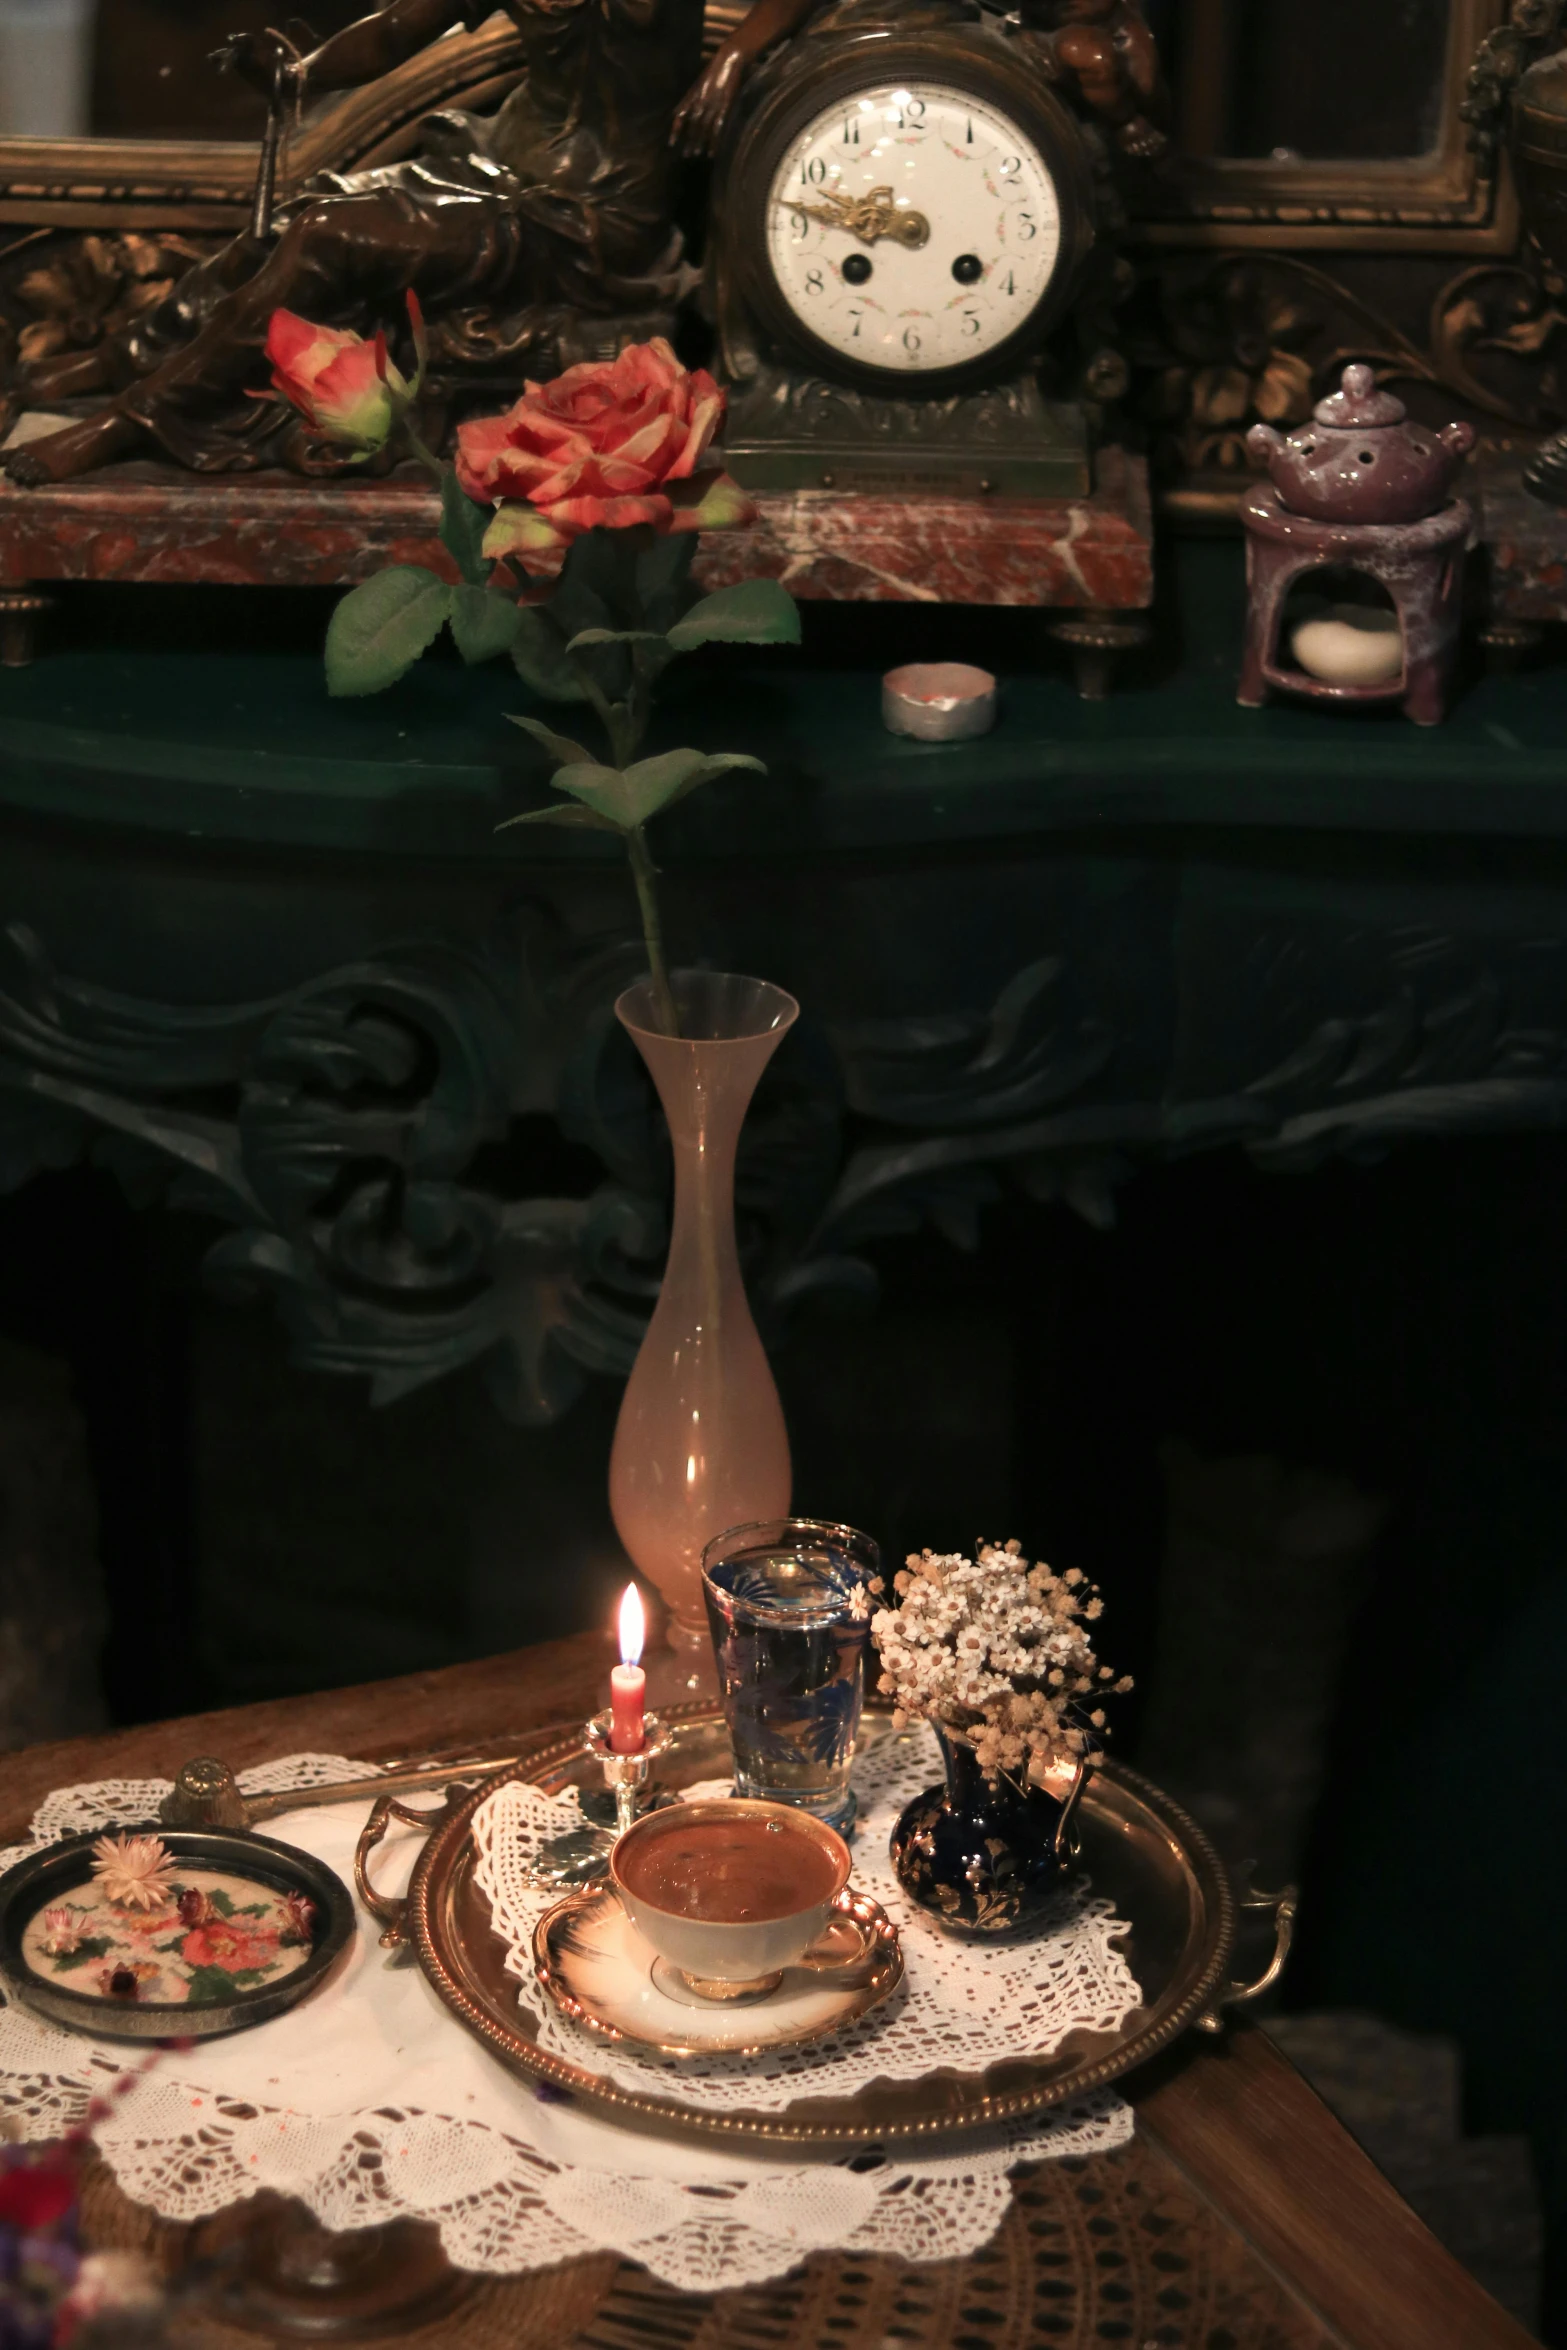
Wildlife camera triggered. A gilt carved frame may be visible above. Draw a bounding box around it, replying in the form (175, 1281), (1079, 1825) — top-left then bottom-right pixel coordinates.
(1141, 0), (1517, 253)
(0, 0), (1514, 249)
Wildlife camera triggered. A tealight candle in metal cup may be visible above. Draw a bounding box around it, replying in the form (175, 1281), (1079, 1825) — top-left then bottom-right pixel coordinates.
(882, 662), (997, 742)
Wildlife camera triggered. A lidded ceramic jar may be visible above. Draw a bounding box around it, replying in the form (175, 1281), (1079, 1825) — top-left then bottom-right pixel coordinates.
(1247, 364), (1475, 526)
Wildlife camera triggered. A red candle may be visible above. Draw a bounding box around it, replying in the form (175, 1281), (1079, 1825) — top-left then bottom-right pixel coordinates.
(610, 1582), (647, 1754)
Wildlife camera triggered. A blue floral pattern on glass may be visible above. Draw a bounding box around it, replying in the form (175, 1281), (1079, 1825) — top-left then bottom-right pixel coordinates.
(702, 1519), (881, 1833)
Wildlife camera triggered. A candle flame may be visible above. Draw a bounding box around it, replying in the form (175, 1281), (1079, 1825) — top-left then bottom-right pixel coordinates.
(618, 1582), (645, 1669)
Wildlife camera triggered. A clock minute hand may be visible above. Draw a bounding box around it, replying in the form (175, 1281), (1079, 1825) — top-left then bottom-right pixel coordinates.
(782, 185), (931, 249)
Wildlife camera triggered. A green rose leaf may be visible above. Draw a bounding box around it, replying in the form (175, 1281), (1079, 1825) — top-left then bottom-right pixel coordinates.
(666, 579), (801, 652)
(495, 801), (622, 834)
(546, 748), (765, 830)
(546, 760), (634, 823)
(565, 627), (670, 653)
(325, 566), (451, 698)
(507, 713), (595, 767)
(512, 606), (590, 704)
(631, 748), (769, 817)
(451, 584), (522, 665)
(439, 469), (490, 587)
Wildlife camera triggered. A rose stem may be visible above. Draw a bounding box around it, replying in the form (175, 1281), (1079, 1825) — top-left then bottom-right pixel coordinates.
(400, 423), (445, 481)
(626, 824), (680, 1039)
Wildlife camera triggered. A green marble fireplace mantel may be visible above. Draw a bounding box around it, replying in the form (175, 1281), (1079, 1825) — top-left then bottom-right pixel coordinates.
(0, 596), (1565, 858)
(2, 542), (1566, 1424)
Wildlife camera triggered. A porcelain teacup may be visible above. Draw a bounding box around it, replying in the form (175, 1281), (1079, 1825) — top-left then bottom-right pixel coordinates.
(610, 1797), (872, 1999)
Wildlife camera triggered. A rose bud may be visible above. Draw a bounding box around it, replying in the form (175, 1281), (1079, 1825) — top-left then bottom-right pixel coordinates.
(263, 310), (408, 455)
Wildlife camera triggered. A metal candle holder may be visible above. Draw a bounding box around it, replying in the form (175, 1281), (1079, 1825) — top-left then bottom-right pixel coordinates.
(584, 1709), (673, 1835)
(523, 1711), (675, 1893)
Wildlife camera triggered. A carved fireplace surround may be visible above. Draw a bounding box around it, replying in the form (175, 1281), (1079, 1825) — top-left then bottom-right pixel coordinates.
(2, 541), (1565, 1429)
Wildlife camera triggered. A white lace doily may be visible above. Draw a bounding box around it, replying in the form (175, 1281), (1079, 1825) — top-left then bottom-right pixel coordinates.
(474, 1720), (1144, 2113)
(0, 1752), (1133, 2291)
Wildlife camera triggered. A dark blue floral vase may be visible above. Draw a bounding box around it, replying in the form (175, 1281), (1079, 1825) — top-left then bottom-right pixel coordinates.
(889, 1729), (1091, 1937)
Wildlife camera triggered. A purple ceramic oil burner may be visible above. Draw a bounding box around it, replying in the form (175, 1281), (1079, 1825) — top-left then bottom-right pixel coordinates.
(1238, 364), (1476, 727)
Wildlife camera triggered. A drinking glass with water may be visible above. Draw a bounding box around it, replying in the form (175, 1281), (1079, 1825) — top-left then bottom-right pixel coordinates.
(701, 1518), (882, 1833)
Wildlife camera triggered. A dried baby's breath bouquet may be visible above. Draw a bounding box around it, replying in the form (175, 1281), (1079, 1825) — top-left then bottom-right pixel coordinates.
(872, 1539), (1133, 1783)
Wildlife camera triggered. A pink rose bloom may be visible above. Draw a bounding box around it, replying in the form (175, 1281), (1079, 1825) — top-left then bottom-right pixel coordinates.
(455, 337), (755, 576)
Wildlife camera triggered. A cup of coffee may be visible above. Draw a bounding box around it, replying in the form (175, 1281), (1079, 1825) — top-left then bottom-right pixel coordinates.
(610, 1798), (873, 1999)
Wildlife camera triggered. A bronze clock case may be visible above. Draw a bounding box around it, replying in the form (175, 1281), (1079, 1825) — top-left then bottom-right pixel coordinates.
(721, 22), (1099, 400)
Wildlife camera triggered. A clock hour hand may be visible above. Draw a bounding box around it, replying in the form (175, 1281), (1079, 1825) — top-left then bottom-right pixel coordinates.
(781, 185), (931, 250)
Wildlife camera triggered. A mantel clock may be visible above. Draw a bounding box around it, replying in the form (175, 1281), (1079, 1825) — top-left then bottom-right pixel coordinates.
(711, 1), (1131, 497)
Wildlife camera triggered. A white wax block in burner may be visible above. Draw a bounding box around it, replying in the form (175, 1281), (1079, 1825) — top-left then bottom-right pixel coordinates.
(882, 663), (997, 742)
(1289, 602), (1403, 688)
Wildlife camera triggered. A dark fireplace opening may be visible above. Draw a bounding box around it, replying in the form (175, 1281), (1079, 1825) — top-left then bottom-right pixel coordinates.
(0, 1129), (1561, 2335)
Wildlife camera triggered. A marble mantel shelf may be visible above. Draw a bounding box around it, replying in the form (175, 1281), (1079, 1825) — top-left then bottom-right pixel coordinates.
(0, 447), (1152, 617)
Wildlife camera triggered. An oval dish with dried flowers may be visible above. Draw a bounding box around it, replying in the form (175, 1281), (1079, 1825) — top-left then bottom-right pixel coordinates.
(0, 1826), (353, 2041)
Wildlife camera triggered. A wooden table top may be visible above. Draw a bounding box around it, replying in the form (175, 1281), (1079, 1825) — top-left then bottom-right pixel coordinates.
(1, 1634), (1538, 2350)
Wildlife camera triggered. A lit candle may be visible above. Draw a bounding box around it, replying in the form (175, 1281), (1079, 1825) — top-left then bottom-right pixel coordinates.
(610, 1582), (647, 1754)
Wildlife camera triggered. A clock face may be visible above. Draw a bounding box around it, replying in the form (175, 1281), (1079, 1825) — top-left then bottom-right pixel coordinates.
(763, 81), (1064, 380)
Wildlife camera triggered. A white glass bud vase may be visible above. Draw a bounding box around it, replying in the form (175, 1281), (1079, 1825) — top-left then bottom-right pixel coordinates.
(609, 971), (797, 1692)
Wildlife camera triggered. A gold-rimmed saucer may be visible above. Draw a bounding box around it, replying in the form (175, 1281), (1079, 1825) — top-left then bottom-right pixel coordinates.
(533, 1883), (902, 2059)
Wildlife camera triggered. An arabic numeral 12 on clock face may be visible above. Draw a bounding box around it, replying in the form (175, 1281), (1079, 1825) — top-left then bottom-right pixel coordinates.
(766, 81), (1063, 375)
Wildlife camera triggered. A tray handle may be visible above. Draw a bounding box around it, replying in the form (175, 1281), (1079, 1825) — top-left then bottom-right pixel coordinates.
(1193, 1883), (1298, 2036)
(354, 1785), (482, 1951)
